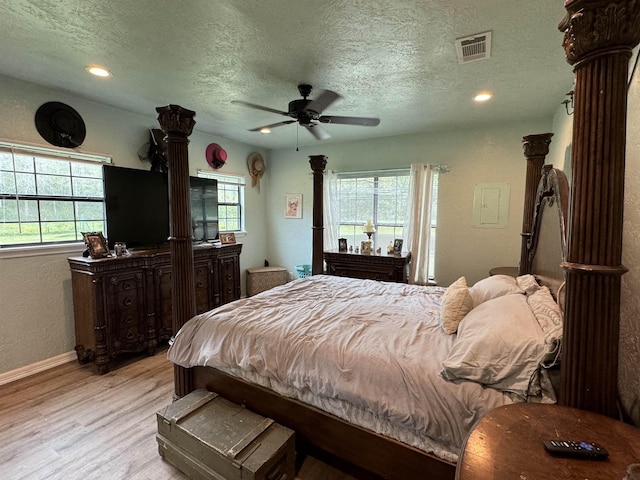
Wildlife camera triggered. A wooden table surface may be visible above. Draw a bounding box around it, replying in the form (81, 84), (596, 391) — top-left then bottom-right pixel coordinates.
(456, 403), (640, 480)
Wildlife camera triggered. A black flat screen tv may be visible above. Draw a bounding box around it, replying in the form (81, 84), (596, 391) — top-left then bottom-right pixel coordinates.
(103, 166), (219, 250)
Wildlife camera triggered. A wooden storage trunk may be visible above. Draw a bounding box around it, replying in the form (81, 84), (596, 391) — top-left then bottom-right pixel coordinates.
(246, 266), (289, 296)
(157, 389), (295, 480)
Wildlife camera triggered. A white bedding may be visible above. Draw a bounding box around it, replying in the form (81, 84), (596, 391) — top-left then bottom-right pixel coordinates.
(167, 275), (516, 462)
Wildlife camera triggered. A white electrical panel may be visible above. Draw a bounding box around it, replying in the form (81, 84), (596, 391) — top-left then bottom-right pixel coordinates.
(472, 182), (510, 228)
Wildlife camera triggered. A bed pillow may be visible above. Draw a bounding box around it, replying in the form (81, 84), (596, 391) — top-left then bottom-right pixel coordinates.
(526, 286), (563, 367)
(516, 274), (541, 296)
(441, 293), (545, 396)
(468, 274), (524, 308)
(439, 276), (473, 334)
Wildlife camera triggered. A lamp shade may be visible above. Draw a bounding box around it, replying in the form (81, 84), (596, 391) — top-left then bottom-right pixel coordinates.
(363, 219), (376, 233)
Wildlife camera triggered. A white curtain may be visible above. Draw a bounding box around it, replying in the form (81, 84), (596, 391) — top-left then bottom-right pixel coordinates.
(323, 170), (339, 250)
(404, 164), (434, 285)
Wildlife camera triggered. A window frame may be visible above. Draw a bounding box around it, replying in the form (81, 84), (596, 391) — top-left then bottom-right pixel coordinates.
(196, 170), (246, 236)
(332, 167), (439, 281)
(334, 168), (411, 248)
(0, 140), (111, 257)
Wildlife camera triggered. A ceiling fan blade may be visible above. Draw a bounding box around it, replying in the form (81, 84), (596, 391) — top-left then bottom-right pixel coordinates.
(248, 120), (296, 132)
(304, 124), (331, 140)
(231, 100), (289, 116)
(319, 115), (380, 126)
(306, 89), (342, 113)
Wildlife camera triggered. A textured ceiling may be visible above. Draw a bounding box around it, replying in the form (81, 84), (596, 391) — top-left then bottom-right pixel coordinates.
(0, 0), (574, 149)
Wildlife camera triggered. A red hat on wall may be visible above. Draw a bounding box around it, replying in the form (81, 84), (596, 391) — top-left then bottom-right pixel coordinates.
(205, 143), (227, 169)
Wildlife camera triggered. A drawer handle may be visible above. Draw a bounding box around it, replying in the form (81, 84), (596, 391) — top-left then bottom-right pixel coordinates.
(123, 297), (133, 306)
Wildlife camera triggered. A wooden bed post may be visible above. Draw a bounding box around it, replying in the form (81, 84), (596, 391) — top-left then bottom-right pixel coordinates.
(156, 104), (197, 399)
(309, 155), (327, 275)
(519, 133), (553, 275)
(558, 0), (640, 418)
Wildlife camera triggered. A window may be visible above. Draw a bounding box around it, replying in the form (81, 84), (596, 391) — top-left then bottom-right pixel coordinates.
(333, 168), (439, 280)
(334, 169), (411, 249)
(0, 142), (110, 248)
(197, 171), (245, 233)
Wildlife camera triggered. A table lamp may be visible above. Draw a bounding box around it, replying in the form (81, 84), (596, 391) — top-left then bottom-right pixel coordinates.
(363, 219), (376, 240)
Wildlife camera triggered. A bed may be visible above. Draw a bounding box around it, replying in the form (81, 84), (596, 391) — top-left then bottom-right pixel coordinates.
(155, 2), (639, 478)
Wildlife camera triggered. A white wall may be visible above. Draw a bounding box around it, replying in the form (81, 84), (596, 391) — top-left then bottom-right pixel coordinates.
(266, 119), (551, 287)
(0, 74), (269, 374)
(619, 68), (640, 425)
(546, 73), (640, 426)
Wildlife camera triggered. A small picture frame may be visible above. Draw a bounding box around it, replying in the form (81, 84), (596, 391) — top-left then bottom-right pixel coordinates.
(393, 238), (404, 254)
(284, 193), (302, 219)
(338, 238), (348, 252)
(82, 231), (111, 258)
(219, 232), (236, 245)
(361, 240), (372, 255)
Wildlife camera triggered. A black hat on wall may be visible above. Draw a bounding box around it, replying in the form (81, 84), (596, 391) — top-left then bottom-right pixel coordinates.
(35, 101), (86, 148)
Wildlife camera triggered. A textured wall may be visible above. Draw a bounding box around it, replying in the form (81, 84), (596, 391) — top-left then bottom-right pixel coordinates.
(0, 74), (269, 374)
(620, 66), (640, 426)
(266, 119), (551, 287)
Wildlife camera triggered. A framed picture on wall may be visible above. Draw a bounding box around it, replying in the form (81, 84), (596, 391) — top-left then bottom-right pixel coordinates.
(284, 193), (302, 219)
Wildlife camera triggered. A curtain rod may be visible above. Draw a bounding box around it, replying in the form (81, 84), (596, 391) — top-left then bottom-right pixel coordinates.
(330, 164), (450, 176)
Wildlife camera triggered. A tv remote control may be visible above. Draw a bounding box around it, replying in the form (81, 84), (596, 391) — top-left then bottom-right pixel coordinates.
(543, 440), (609, 459)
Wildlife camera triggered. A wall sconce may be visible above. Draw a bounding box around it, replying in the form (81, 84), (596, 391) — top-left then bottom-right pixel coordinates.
(562, 91), (574, 115)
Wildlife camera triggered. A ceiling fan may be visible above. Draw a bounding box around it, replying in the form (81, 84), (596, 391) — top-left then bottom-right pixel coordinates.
(231, 84), (380, 140)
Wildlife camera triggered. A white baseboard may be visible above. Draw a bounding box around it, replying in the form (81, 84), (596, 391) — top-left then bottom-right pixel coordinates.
(0, 351), (77, 387)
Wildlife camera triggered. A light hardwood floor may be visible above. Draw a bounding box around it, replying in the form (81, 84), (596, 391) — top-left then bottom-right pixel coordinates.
(0, 350), (369, 480)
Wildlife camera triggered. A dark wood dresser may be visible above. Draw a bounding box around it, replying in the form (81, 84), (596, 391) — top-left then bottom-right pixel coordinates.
(323, 250), (411, 283)
(68, 243), (242, 373)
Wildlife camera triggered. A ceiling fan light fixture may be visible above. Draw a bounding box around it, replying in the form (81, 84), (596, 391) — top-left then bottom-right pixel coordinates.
(474, 92), (493, 103)
(233, 84), (379, 141)
(85, 65), (112, 77)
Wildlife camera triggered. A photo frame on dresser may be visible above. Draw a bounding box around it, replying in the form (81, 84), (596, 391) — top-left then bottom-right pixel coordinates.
(219, 232), (236, 245)
(338, 238), (348, 252)
(82, 231), (111, 258)
(393, 238), (403, 254)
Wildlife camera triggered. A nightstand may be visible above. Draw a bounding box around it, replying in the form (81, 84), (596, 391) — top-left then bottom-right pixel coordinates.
(456, 403), (640, 480)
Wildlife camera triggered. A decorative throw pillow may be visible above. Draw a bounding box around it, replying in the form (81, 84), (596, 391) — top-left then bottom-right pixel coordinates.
(516, 274), (541, 296)
(439, 276), (473, 334)
(468, 274), (524, 308)
(441, 293), (546, 396)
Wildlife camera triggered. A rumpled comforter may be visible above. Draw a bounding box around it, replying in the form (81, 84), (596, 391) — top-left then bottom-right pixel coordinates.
(168, 275), (513, 462)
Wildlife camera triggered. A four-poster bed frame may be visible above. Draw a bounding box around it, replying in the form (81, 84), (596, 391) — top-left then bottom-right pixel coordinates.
(155, 1), (640, 478)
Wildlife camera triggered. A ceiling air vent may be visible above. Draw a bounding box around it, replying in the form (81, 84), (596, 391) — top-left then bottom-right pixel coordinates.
(455, 31), (492, 64)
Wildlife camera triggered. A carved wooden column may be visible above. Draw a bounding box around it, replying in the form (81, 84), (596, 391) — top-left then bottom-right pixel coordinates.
(309, 155), (327, 275)
(519, 133), (554, 275)
(156, 104), (197, 399)
(558, 0), (640, 418)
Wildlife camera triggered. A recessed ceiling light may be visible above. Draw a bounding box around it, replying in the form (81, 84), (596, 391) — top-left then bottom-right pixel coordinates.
(260, 128), (271, 134)
(85, 65), (112, 77)
(474, 92), (493, 102)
